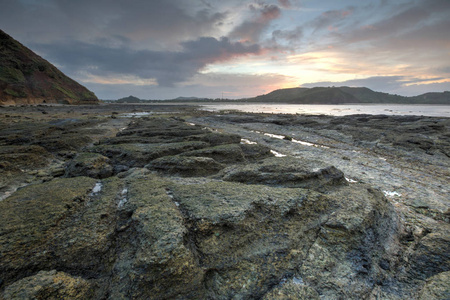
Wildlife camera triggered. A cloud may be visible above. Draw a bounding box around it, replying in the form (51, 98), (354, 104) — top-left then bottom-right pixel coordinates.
(83, 72), (292, 100)
(229, 3), (281, 42)
(309, 8), (354, 34)
(33, 37), (261, 87)
(0, 0), (229, 47)
(271, 27), (303, 47)
(278, 0), (291, 9)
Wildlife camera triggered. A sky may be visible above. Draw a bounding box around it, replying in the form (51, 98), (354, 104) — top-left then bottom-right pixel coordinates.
(1, 0), (449, 100)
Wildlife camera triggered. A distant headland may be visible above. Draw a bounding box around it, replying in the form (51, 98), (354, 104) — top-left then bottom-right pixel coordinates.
(108, 87), (449, 104)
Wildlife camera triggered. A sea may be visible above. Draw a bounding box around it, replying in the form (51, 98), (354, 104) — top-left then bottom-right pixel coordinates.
(200, 104), (450, 118)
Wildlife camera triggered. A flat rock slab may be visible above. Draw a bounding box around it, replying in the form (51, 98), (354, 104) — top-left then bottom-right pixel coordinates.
(91, 141), (209, 167)
(220, 156), (347, 191)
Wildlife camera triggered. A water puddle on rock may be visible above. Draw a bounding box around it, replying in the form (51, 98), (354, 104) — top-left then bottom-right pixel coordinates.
(383, 191), (402, 198)
(90, 182), (103, 196)
(270, 150), (287, 157)
(118, 188), (128, 208)
(264, 132), (286, 140)
(345, 177), (358, 183)
(120, 111), (178, 118)
(241, 138), (258, 145)
(165, 189), (180, 207)
(120, 112), (153, 118)
(255, 131), (330, 148)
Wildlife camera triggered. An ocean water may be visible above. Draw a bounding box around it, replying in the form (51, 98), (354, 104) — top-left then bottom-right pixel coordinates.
(200, 104), (450, 117)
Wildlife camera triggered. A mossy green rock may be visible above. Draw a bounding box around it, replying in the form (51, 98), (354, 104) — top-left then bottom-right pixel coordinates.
(166, 181), (398, 299)
(185, 132), (242, 146)
(0, 145), (50, 169)
(147, 155), (224, 176)
(91, 141), (209, 167)
(180, 143), (246, 163)
(0, 176), (120, 287)
(65, 152), (113, 179)
(2, 270), (95, 300)
(221, 156), (347, 191)
(108, 174), (205, 299)
(262, 279), (320, 300)
(239, 143), (274, 161)
(418, 271), (450, 300)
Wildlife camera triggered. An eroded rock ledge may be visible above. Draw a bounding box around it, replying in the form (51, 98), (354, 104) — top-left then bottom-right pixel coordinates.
(0, 112), (449, 299)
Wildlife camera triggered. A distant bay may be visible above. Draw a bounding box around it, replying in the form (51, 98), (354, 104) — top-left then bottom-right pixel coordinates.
(200, 104), (450, 117)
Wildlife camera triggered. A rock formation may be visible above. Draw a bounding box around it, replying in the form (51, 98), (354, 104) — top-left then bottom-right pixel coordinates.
(0, 109), (448, 299)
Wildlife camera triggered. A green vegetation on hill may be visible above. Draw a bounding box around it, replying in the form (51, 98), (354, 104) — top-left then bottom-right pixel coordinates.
(247, 86), (449, 104)
(0, 30), (98, 105)
(116, 95), (143, 103)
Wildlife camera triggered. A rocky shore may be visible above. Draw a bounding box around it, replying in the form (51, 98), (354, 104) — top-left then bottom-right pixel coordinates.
(0, 104), (448, 299)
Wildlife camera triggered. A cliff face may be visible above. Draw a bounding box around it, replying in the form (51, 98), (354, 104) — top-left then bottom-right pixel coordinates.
(0, 30), (98, 105)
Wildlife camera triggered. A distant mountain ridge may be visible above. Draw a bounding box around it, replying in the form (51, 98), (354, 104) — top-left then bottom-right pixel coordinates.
(248, 86), (450, 104)
(111, 87), (449, 104)
(0, 30), (98, 105)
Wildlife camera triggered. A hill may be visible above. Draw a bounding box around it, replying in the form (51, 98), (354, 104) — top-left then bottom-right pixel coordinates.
(248, 86), (449, 104)
(0, 30), (98, 105)
(116, 95), (142, 103)
(251, 87), (359, 104)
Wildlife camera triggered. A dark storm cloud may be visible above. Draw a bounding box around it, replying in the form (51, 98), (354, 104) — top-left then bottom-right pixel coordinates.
(0, 0), (227, 45)
(229, 3), (281, 42)
(307, 0), (450, 50)
(33, 37), (260, 86)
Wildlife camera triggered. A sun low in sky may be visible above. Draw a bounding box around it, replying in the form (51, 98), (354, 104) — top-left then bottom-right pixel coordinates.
(1, 0), (449, 99)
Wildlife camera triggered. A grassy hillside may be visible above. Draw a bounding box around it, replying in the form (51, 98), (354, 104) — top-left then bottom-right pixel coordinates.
(0, 30), (98, 105)
(250, 87), (360, 104)
(247, 86), (449, 104)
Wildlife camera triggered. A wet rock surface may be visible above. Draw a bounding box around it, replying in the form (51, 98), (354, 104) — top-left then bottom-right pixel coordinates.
(0, 104), (448, 299)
